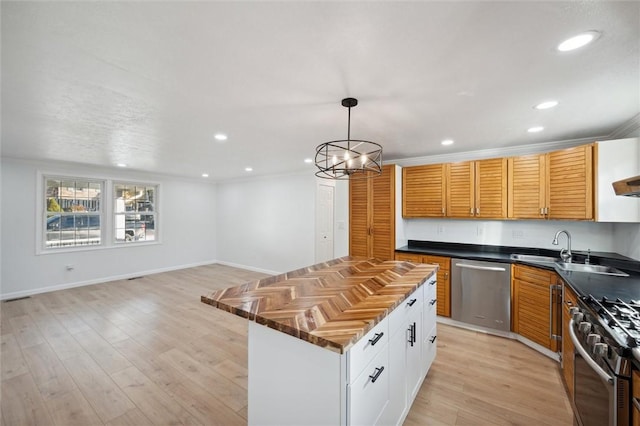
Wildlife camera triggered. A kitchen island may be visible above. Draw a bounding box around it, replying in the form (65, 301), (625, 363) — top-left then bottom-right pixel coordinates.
(202, 256), (438, 426)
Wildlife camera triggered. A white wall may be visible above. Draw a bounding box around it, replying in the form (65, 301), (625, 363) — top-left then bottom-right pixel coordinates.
(400, 218), (618, 254)
(612, 222), (640, 261)
(1, 158), (218, 299)
(215, 172), (319, 274)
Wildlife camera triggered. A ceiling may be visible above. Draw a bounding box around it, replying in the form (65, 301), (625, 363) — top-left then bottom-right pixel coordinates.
(2, 1), (639, 181)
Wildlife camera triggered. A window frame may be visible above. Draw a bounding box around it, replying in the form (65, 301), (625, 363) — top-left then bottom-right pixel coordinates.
(112, 181), (159, 245)
(39, 174), (106, 252)
(36, 172), (161, 255)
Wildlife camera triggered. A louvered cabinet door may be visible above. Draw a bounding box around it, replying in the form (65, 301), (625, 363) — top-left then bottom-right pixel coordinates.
(371, 165), (396, 260)
(508, 154), (546, 219)
(475, 158), (507, 218)
(349, 175), (370, 257)
(446, 162), (475, 218)
(547, 145), (594, 220)
(402, 164), (446, 217)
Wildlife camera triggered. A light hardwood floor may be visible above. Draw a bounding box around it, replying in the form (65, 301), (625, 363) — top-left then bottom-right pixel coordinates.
(1, 264), (573, 425)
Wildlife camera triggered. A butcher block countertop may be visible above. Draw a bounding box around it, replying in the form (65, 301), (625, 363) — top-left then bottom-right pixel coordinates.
(201, 256), (438, 354)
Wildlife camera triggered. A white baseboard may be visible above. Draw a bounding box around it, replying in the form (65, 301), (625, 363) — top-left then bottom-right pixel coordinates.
(215, 260), (281, 276)
(0, 259), (218, 301)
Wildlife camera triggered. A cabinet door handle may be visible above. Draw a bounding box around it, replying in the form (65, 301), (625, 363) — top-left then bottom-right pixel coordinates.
(476, 207), (480, 215)
(429, 279), (436, 286)
(429, 335), (437, 343)
(407, 298), (417, 307)
(408, 323), (414, 346)
(540, 207), (544, 215)
(368, 332), (384, 346)
(444, 272), (449, 280)
(470, 208), (474, 216)
(429, 299), (437, 306)
(369, 366), (385, 383)
(441, 207), (445, 215)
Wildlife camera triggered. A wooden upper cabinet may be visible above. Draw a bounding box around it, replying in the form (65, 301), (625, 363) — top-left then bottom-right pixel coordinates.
(446, 161), (475, 218)
(349, 165), (396, 260)
(547, 144), (594, 220)
(507, 144), (594, 220)
(446, 159), (507, 219)
(475, 158), (508, 218)
(402, 164), (446, 218)
(508, 154), (546, 219)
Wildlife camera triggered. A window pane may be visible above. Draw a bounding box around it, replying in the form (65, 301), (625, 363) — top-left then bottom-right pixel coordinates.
(114, 183), (157, 244)
(44, 177), (102, 250)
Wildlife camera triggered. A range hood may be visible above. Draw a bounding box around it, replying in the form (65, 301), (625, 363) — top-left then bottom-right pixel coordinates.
(612, 175), (640, 197)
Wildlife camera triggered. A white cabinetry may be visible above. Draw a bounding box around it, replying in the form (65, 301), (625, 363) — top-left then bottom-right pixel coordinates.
(247, 276), (438, 426)
(596, 137), (640, 222)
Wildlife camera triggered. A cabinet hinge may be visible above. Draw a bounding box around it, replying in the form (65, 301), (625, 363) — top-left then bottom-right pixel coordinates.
(552, 334), (562, 341)
(551, 284), (563, 291)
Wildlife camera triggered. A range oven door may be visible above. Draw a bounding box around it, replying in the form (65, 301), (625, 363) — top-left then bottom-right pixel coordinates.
(569, 319), (616, 426)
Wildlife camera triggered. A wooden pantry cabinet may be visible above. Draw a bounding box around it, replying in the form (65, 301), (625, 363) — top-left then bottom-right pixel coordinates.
(349, 164), (396, 260)
(512, 264), (562, 352)
(394, 252), (451, 318)
(445, 158), (508, 219)
(508, 144), (594, 220)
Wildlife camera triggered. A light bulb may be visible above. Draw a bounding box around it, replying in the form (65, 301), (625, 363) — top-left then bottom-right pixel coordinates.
(332, 155), (337, 165)
(361, 154), (368, 165)
(344, 151), (350, 161)
(347, 159), (353, 168)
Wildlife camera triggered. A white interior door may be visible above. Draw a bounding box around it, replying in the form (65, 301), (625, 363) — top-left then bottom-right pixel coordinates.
(315, 180), (335, 263)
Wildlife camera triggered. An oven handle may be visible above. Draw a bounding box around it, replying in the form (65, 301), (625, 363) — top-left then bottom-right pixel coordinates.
(569, 319), (614, 385)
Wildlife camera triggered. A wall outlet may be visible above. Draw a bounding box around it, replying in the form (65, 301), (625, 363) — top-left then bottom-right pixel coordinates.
(437, 225), (445, 234)
(66, 265), (74, 271)
(337, 221), (345, 230)
(477, 225), (484, 237)
(512, 229), (525, 239)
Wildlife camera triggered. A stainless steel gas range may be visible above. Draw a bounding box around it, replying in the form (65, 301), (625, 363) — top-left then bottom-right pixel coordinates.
(569, 294), (640, 426)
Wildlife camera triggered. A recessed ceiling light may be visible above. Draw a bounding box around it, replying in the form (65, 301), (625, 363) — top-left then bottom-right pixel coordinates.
(528, 126), (544, 133)
(535, 100), (558, 110)
(202, 173), (209, 178)
(245, 167), (253, 172)
(557, 31), (600, 52)
(117, 163), (127, 167)
(304, 158), (313, 164)
(441, 139), (454, 146)
(214, 133), (228, 141)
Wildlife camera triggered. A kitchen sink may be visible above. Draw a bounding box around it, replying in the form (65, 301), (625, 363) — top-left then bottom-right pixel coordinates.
(510, 254), (561, 264)
(554, 262), (629, 277)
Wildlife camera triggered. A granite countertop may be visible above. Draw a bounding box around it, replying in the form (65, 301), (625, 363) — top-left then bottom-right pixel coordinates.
(201, 256), (438, 354)
(397, 240), (640, 302)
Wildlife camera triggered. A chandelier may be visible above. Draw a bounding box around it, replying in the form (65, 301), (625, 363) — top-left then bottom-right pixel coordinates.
(315, 98), (383, 179)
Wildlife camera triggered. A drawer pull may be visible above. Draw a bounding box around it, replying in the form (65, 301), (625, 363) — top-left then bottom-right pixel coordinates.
(429, 335), (437, 343)
(407, 298), (417, 307)
(429, 280), (436, 286)
(369, 366), (385, 383)
(408, 322), (416, 346)
(429, 299), (437, 306)
(369, 332), (384, 346)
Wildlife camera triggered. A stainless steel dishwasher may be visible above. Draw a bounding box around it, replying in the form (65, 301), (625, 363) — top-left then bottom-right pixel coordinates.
(450, 258), (511, 332)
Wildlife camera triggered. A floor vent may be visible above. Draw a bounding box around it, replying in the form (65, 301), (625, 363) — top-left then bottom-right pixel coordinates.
(128, 276), (144, 281)
(3, 296), (31, 303)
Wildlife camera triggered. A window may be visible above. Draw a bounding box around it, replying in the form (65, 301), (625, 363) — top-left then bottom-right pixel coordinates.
(45, 177), (103, 249)
(114, 183), (157, 243)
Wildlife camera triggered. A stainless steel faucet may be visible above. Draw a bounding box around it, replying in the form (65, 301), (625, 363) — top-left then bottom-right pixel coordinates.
(552, 230), (572, 263)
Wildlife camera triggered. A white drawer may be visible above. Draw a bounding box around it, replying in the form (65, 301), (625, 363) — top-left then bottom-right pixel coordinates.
(348, 318), (388, 384)
(388, 286), (423, 335)
(422, 323), (437, 375)
(347, 343), (390, 426)
(423, 276), (437, 302)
